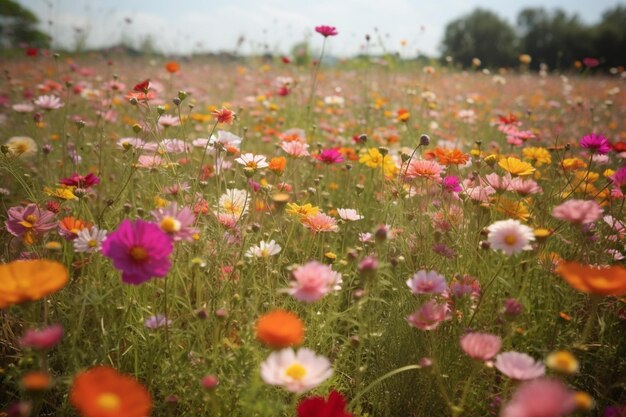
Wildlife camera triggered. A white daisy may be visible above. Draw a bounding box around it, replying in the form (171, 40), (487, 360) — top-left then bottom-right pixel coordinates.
(260, 348), (333, 393)
(74, 226), (108, 253)
(235, 153), (269, 171)
(245, 240), (282, 258)
(337, 208), (364, 221)
(487, 219), (535, 256)
(217, 189), (249, 218)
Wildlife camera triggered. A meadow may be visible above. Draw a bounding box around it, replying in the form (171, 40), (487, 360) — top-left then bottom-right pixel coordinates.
(1, 31), (626, 417)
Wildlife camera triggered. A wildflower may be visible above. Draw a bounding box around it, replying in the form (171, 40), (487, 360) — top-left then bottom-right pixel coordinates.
(235, 153), (269, 172)
(208, 130), (242, 153)
(302, 212), (339, 233)
(19, 324), (63, 350)
(21, 371), (52, 391)
(285, 261), (342, 303)
(281, 141), (310, 157)
(70, 366), (152, 417)
(580, 133), (610, 154)
(260, 348), (333, 393)
(315, 25), (338, 37)
(552, 200), (602, 225)
(158, 115), (180, 128)
(406, 270), (447, 295)
(218, 189), (249, 218)
(212, 107), (235, 124)
(74, 226), (107, 253)
(245, 240), (282, 258)
(164, 61), (180, 73)
(545, 351), (579, 374)
(34, 95), (63, 110)
(522, 147), (552, 166)
(101, 219), (173, 285)
(337, 208), (363, 221)
(610, 166), (626, 192)
(501, 378), (576, 417)
(396, 108), (410, 122)
(60, 172), (100, 188)
(498, 157), (536, 176)
(404, 159), (445, 182)
(269, 157), (287, 175)
(144, 314), (172, 329)
(316, 148), (344, 164)
(496, 197), (530, 222)
(256, 309), (304, 348)
(201, 375), (219, 389)
(151, 203), (198, 242)
(503, 298), (523, 317)
(297, 390), (354, 417)
(487, 219), (535, 256)
(58, 216), (92, 240)
(495, 351), (546, 380)
(460, 332), (502, 361)
(4, 136), (37, 157)
(434, 148), (469, 165)
(510, 177), (543, 195)
(5, 204), (57, 245)
(554, 261), (626, 296)
(406, 300), (450, 330)
(442, 175), (462, 192)
(0, 260), (68, 309)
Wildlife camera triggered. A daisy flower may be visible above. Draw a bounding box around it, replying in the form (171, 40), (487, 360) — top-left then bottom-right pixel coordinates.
(74, 226), (108, 253)
(260, 347), (333, 393)
(337, 208), (364, 221)
(487, 219), (535, 256)
(210, 130), (242, 152)
(34, 95), (63, 110)
(218, 189), (249, 218)
(245, 240), (282, 258)
(235, 153), (269, 171)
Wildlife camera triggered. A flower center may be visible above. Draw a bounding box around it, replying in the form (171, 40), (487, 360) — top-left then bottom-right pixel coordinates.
(285, 363), (307, 380)
(245, 161), (258, 169)
(87, 240), (98, 248)
(96, 392), (121, 411)
(160, 216), (181, 233)
(129, 246), (149, 262)
(504, 234), (518, 245)
(26, 214), (38, 224)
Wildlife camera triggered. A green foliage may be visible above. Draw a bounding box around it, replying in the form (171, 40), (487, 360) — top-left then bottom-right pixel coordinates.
(0, 0), (50, 48)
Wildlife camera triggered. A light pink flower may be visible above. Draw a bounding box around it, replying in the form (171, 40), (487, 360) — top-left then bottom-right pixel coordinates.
(158, 115), (180, 128)
(284, 261), (342, 303)
(406, 270), (447, 295)
(495, 351), (545, 380)
(460, 332), (501, 361)
(34, 94), (63, 110)
(552, 199), (602, 224)
(484, 173), (513, 192)
(510, 177), (543, 195)
(136, 154), (164, 169)
(19, 324), (64, 350)
(406, 300), (450, 330)
(151, 202), (198, 242)
(281, 141), (310, 157)
(501, 378), (577, 417)
(404, 159), (445, 182)
(302, 213), (339, 233)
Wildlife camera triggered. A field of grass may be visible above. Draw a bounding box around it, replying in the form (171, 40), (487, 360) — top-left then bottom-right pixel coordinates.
(1, 49), (625, 417)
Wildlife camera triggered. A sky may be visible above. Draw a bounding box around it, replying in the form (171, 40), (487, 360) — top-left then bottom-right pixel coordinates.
(18, 0), (625, 57)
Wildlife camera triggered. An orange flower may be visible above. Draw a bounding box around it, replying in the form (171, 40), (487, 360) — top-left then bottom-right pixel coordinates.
(433, 148), (469, 165)
(269, 156), (287, 175)
(396, 108), (410, 123)
(212, 107), (235, 125)
(0, 260), (68, 309)
(256, 309), (304, 348)
(555, 261), (626, 296)
(164, 61), (180, 74)
(59, 216), (92, 239)
(21, 371), (52, 391)
(70, 366), (152, 417)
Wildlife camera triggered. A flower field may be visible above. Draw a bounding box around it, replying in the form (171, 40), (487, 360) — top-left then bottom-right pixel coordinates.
(1, 28), (626, 417)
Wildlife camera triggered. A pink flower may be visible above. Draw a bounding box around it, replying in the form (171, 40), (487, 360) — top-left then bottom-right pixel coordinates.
(151, 202), (198, 242)
(285, 261), (342, 302)
(406, 300), (450, 330)
(501, 378), (577, 417)
(34, 94), (63, 110)
(281, 141), (310, 157)
(495, 351), (545, 380)
(460, 332), (501, 361)
(5, 204), (57, 244)
(315, 25), (338, 37)
(101, 219), (173, 285)
(552, 199), (603, 224)
(59, 172), (100, 188)
(510, 177), (542, 196)
(404, 159), (445, 182)
(484, 173), (513, 192)
(302, 213), (339, 233)
(19, 324), (63, 350)
(406, 270), (447, 295)
(579, 133), (610, 154)
(315, 148), (344, 164)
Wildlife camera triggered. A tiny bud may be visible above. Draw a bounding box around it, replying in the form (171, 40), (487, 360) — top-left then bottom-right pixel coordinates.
(129, 97), (138, 105)
(215, 308), (228, 318)
(132, 123), (142, 134)
(378, 146), (389, 156)
(75, 119), (85, 129)
(178, 90), (187, 101)
(156, 106), (165, 115)
(358, 134), (368, 143)
(172, 97), (181, 106)
(136, 207), (144, 216)
(196, 308), (208, 319)
(201, 375), (219, 390)
(419, 134), (430, 146)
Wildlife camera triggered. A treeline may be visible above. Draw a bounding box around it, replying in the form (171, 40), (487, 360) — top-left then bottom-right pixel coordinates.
(441, 6), (626, 70)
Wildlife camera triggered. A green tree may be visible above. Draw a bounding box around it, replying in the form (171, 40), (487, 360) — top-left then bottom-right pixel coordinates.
(592, 6), (626, 68)
(440, 8), (518, 68)
(0, 0), (50, 48)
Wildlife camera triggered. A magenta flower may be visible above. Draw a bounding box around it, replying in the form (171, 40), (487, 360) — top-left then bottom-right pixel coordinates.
(19, 324), (64, 350)
(442, 175), (462, 193)
(406, 300), (450, 330)
(151, 202), (199, 242)
(582, 57), (600, 68)
(5, 204), (57, 244)
(495, 351), (545, 380)
(284, 261), (342, 302)
(101, 219), (173, 285)
(460, 332), (501, 361)
(579, 133), (610, 154)
(501, 378), (576, 417)
(315, 25), (338, 37)
(611, 166), (626, 192)
(316, 148), (344, 164)
(59, 172), (100, 188)
(552, 199), (602, 225)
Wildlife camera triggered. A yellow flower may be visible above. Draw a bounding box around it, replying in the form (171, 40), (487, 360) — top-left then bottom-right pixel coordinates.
(573, 392), (594, 411)
(4, 136), (38, 157)
(154, 197), (168, 208)
(44, 186), (78, 200)
(574, 170), (599, 183)
(286, 203), (319, 220)
(359, 148), (384, 168)
(496, 197), (530, 221)
(545, 350), (579, 374)
(498, 157), (536, 176)
(561, 158), (587, 170)
(522, 147), (551, 166)
(603, 169), (615, 178)
(0, 260), (69, 308)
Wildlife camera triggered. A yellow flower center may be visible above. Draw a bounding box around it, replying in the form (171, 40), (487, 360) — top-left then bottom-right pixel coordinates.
(87, 240), (98, 248)
(504, 234), (518, 246)
(160, 216), (181, 233)
(285, 363), (307, 380)
(129, 246), (149, 262)
(97, 392), (121, 411)
(26, 214), (37, 224)
(245, 161), (258, 169)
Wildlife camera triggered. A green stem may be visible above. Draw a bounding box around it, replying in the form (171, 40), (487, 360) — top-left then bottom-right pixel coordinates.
(348, 364), (421, 409)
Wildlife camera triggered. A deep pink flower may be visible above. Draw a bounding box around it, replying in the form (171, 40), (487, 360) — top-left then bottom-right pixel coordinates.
(5, 204), (57, 244)
(285, 261), (342, 303)
(406, 300), (450, 330)
(442, 175), (462, 193)
(101, 219), (173, 285)
(579, 133), (610, 154)
(59, 172), (100, 188)
(315, 26), (338, 37)
(19, 324), (63, 350)
(501, 378), (576, 417)
(316, 148), (344, 164)
(297, 390), (353, 417)
(460, 332), (501, 361)
(582, 57), (600, 68)
(552, 199), (602, 224)
(611, 166), (626, 192)
(495, 351), (545, 380)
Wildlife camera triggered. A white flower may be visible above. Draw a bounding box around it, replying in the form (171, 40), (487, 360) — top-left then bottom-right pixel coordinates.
(4, 136), (37, 157)
(245, 240), (282, 258)
(235, 153), (268, 170)
(74, 226), (108, 253)
(487, 219), (535, 256)
(210, 130), (242, 151)
(158, 115), (180, 127)
(217, 189), (249, 218)
(12, 103), (35, 113)
(34, 95), (63, 110)
(260, 348), (333, 393)
(337, 208), (364, 221)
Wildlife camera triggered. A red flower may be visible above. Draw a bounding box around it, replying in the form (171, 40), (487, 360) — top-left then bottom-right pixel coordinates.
(297, 390), (353, 417)
(25, 48), (39, 57)
(212, 107), (236, 124)
(281, 56), (291, 64)
(133, 79), (151, 92)
(315, 25), (338, 37)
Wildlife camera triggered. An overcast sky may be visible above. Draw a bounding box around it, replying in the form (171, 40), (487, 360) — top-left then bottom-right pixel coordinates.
(18, 0), (624, 57)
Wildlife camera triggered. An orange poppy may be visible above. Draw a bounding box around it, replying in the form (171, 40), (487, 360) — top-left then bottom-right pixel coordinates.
(0, 260), (68, 309)
(256, 309), (304, 348)
(555, 261), (626, 296)
(71, 366), (152, 417)
(269, 157), (287, 175)
(433, 148), (469, 165)
(164, 61), (180, 74)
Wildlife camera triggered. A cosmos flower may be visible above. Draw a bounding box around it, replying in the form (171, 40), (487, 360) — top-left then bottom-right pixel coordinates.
(486, 219), (535, 256)
(59, 172), (100, 188)
(460, 332), (502, 361)
(256, 309), (304, 348)
(245, 240), (282, 258)
(552, 200), (602, 225)
(404, 159), (445, 182)
(5, 204), (57, 245)
(151, 202), (198, 242)
(73, 226), (108, 253)
(0, 260), (68, 309)
(218, 189), (249, 218)
(261, 347), (333, 393)
(4, 136), (38, 157)
(285, 261), (342, 303)
(235, 153), (269, 171)
(302, 213), (339, 233)
(19, 324), (64, 350)
(315, 25), (338, 37)
(212, 107), (235, 124)
(316, 148), (344, 164)
(337, 208), (364, 221)
(406, 270), (447, 295)
(555, 261), (626, 296)
(297, 390), (354, 417)
(495, 351), (546, 380)
(281, 140), (310, 157)
(498, 157), (536, 176)
(406, 300), (451, 330)
(501, 378), (576, 417)
(579, 133), (610, 154)
(34, 95), (63, 110)
(144, 314), (172, 329)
